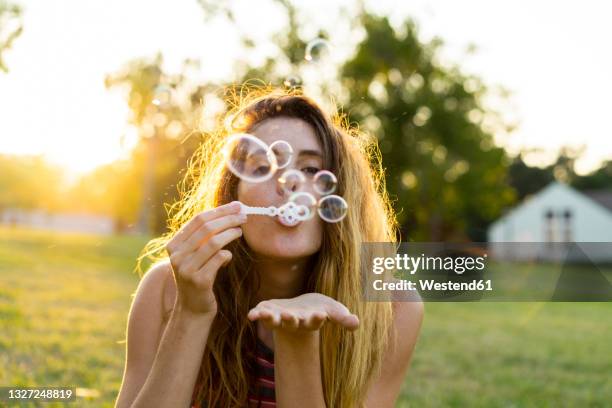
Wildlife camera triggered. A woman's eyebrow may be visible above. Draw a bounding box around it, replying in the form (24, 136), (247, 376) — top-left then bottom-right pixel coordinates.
(297, 149), (323, 158)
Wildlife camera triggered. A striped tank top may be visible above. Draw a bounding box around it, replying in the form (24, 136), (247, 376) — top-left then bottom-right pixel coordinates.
(248, 338), (276, 407)
(190, 338), (276, 407)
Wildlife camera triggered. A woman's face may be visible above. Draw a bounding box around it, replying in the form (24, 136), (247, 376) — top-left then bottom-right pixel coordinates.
(237, 116), (325, 261)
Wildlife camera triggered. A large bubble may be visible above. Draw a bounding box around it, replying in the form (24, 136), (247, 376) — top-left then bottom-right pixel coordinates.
(222, 133), (278, 183)
(318, 195), (348, 223)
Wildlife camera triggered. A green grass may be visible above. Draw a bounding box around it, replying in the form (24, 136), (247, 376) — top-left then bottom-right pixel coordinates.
(398, 302), (612, 407)
(1, 226), (611, 407)
(0, 226), (150, 407)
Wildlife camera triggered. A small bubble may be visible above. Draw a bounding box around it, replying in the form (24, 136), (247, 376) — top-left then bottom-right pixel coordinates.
(289, 192), (317, 220)
(283, 75), (302, 89)
(278, 169), (306, 194)
(305, 38), (331, 62)
(152, 84), (172, 108)
(313, 170), (337, 195)
(269, 140), (294, 169)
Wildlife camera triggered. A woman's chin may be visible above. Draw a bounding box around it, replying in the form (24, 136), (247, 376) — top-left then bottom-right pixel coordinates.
(242, 218), (322, 259)
(254, 243), (316, 261)
(248, 239), (318, 261)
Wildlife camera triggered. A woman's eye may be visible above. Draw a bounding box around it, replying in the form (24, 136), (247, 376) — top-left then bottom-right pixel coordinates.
(301, 166), (320, 175)
(253, 166), (270, 175)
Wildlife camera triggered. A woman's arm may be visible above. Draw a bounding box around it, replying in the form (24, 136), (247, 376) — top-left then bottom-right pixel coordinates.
(273, 330), (325, 408)
(114, 263), (216, 408)
(128, 305), (215, 408)
(363, 300), (424, 407)
(116, 201), (245, 407)
(248, 294), (360, 408)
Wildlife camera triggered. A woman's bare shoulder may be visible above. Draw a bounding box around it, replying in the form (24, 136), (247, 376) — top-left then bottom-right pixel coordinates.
(141, 260), (176, 324)
(391, 298), (424, 334)
(387, 296), (424, 366)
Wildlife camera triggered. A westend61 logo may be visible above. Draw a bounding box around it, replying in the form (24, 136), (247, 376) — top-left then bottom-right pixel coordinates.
(372, 253), (488, 275)
(369, 252), (492, 295)
(362, 242), (612, 302)
(364, 243), (493, 300)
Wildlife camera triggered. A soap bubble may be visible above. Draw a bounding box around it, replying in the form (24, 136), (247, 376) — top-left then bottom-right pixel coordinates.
(152, 84), (172, 108)
(289, 192), (317, 220)
(278, 169), (306, 194)
(269, 140), (294, 169)
(313, 170), (337, 195)
(305, 38), (331, 62)
(318, 195), (348, 223)
(222, 133), (278, 183)
(283, 75), (302, 89)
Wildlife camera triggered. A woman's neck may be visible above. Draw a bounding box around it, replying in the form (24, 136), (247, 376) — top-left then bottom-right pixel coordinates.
(252, 256), (314, 352)
(252, 256), (312, 301)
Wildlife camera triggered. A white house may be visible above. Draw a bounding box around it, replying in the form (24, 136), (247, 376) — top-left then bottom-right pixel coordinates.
(487, 182), (612, 262)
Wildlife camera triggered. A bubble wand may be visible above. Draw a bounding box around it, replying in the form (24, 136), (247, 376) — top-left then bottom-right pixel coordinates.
(239, 202), (310, 226)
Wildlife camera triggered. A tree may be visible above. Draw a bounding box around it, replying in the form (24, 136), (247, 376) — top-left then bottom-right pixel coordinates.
(0, 154), (64, 211)
(0, 0), (23, 73)
(340, 15), (515, 241)
(104, 55), (204, 234)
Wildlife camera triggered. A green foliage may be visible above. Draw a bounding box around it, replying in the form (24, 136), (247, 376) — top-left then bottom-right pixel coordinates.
(572, 161), (612, 191)
(508, 147), (612, 200)
(340, 15), (515, 240)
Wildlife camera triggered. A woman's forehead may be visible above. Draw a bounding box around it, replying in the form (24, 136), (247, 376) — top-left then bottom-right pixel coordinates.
(251, 117), (322, 153)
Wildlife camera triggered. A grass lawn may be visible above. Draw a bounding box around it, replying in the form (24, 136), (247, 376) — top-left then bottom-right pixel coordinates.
(1, 226), (611, 407)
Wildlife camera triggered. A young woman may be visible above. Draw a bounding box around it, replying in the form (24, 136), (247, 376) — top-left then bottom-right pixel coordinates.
(114, 89), (424, 408)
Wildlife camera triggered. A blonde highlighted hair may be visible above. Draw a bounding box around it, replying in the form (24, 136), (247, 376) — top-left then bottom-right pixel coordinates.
(137, 85), (398, 407)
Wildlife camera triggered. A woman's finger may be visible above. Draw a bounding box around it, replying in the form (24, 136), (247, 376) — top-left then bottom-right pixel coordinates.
(258, 308), (282, 329)
(166, 201), (242, 252)
(303, 310), (327, 330)
(190, 250), (232, 289)
(247, 301), (273, 321)
(183, 212), (247, 253)
(247, 308), (261, 321)
(182, 227), (243, 273)
(325, 302), (360, 331)
(280, 310), (300, 330)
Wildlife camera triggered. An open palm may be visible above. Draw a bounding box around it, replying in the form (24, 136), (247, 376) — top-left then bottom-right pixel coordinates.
(247, 293), (359, 332)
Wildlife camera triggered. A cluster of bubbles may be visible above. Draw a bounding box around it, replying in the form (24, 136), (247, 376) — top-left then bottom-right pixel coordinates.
(222, 133), (348, 223)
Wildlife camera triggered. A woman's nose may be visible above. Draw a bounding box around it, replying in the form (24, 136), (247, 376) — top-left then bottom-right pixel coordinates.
(276, 170), (304, 197)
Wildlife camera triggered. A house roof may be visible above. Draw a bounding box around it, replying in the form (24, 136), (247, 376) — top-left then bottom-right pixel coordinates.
(584, 190), (612, 212)
(489, 182), (612, 231)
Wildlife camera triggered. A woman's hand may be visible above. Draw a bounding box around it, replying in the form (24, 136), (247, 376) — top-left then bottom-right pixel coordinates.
(165, 201), (246, 318)
(247, 293), (360, 332)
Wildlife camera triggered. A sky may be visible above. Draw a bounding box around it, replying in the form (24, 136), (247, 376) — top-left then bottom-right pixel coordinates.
(1, 0), (611, 176)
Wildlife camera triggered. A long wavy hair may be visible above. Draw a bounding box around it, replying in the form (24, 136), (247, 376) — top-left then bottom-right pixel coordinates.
(137, 86), (398, 407)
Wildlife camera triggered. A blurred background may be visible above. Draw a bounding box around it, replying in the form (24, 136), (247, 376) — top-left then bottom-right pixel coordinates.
(1, 0), (611, 406)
